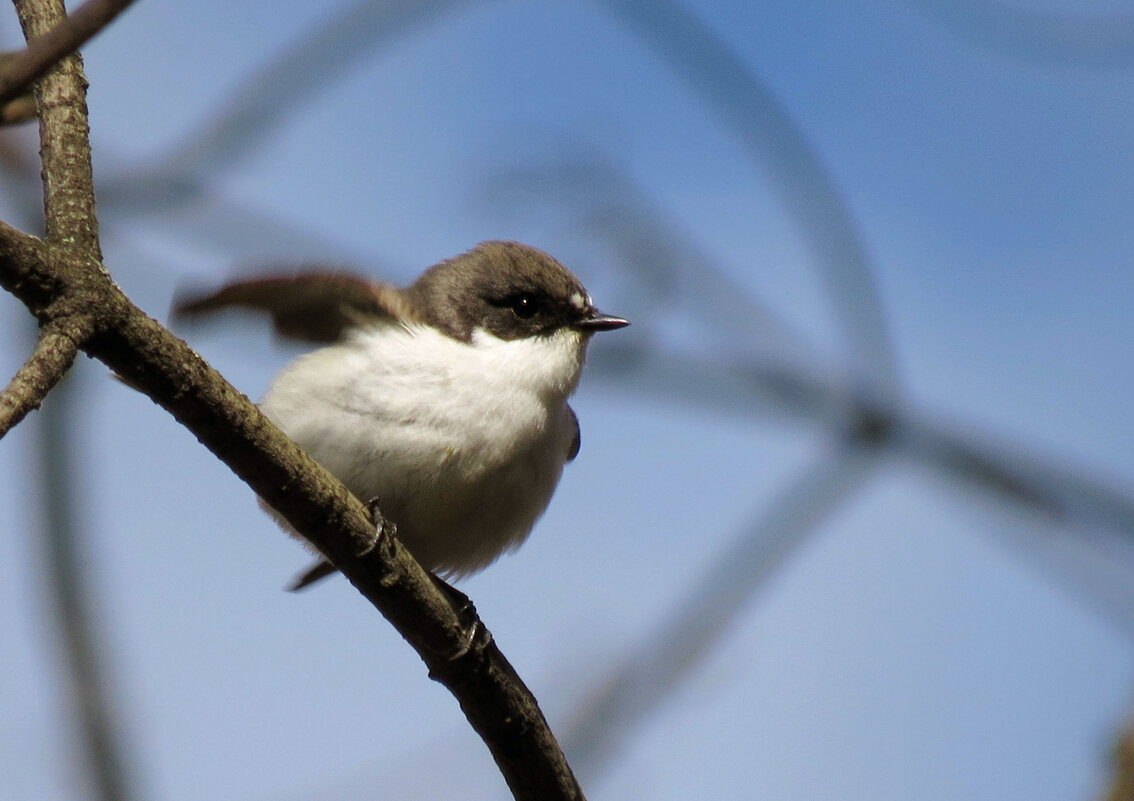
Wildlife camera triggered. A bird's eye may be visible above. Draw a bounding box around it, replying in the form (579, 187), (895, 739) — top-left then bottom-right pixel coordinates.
(508, 295), (540, 319)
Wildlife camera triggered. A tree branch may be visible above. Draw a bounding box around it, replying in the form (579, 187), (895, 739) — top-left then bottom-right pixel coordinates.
(0, 315), (90, 439)
(0, 0), (137, 107)
(16, 0), (102, 255)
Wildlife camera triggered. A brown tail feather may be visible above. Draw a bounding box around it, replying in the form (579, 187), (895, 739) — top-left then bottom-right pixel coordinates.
(286, 559), (339, 592)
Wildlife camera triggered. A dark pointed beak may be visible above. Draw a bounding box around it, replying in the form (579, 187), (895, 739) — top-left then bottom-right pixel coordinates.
(576, 309), (630, 332)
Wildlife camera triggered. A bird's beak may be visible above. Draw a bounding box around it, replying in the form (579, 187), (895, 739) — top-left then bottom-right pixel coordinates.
(576, 310), (630, 332)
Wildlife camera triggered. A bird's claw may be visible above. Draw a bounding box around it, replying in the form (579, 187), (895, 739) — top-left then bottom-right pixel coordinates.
(431, 574), (489, 660)
(361, 496), (395, 556)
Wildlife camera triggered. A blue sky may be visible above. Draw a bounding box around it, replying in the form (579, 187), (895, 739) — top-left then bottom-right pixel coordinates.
(3, 1), (1134, 799)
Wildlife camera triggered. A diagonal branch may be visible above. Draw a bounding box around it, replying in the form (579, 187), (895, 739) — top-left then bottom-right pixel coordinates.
(564, 437), (878, 782)
(0, 0), (138, 107)
(0, 315), (91, 439)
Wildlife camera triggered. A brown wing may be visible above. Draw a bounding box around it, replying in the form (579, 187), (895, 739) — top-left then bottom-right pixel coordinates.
(172, 271), (414, 343)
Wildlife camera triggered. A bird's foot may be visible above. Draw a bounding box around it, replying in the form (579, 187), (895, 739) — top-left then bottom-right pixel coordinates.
(285, 497), (395, 591)
(362, 496), (395, 555)
(431, 574), (489, 660)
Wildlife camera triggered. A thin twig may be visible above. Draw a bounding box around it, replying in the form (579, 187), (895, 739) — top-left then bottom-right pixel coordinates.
(0, 0), (138, 106)
(0, 316), (90, 439)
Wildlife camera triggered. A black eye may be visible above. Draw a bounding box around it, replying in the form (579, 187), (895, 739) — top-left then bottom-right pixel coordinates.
(508, 295), (540, 319)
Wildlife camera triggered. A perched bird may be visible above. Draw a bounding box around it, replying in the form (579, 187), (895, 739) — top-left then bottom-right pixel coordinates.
(174, 241), (628, 588)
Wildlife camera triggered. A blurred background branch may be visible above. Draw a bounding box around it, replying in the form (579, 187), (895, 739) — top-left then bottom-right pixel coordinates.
(0, 0), (138, 108)
(36, 375), (136, 801)
(565, 435), (880, 782)
(911, 0), (1134, 68)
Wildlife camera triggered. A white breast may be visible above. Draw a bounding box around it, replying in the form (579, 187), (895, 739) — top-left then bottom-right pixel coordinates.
(259, 322), (588, 576)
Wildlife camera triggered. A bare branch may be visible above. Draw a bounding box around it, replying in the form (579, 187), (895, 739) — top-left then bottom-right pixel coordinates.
(0, 316), (90, 439)
(15, 0), (102, 256)
(0, 217), (587, 798)
(0, 0), (137, 107)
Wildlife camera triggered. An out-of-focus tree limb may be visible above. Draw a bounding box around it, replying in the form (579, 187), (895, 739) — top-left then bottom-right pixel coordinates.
(0, 87), (36, 125)
(914, 0), (1134, 68)
(35, 370), (135, 801)
(0, 0), (138, 107)
(565, 435), (879, 782)
(97, 0), (464, 209)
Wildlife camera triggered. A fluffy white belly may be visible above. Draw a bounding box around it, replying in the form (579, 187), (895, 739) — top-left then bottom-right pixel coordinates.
(259, 322), (583, 576)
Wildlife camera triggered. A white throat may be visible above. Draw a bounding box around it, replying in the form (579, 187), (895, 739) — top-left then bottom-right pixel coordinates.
(466, 325), (588, 400)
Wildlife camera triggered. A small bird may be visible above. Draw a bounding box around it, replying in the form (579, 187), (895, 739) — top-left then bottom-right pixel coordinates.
(174, 241), (628, 588)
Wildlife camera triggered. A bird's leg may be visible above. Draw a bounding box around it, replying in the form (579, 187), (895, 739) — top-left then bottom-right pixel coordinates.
(286, 497), (396, 591)
(362, 496), (395, 555)
(363, 498), (484, 657)
(430, 573), (474, 617)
